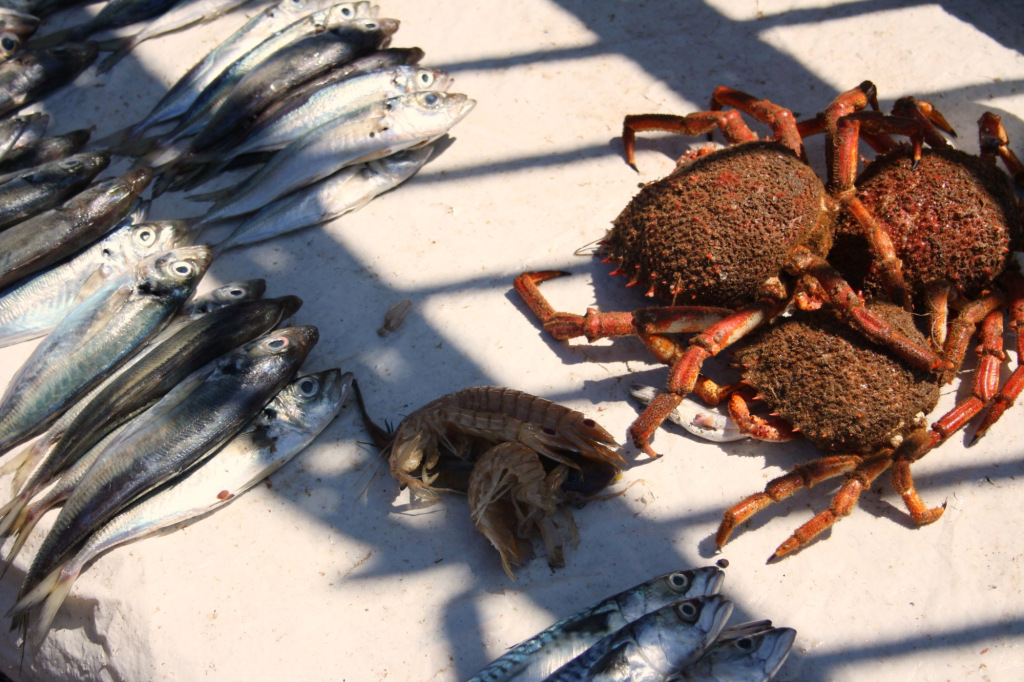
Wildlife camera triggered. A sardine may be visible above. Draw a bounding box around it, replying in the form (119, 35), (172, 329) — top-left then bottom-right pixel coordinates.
(0, 112), (47, 162)
(154, 16), (398, 173)
(145, 2), (379, 159)
(13, 368), (351, 646)
(668, 625), (796, 682)
(95, 0), (258, 74)
(194, 92), (474, 222)
(469, 567), (726, 682)
(31, 0), (184, 47)
(0, 150), (110, 230)
(0, 167), (152, 291)
(179, 279), (267, 317)
(0, 42), (98, 117)
(629, 385), (746, 443)
(211, 145), (433, 253)
(11, 325), (317, 628)
(0, 245), (209, 457)
(0, 295), (302, 550)
(107, 0), (366, 145)
(0, 216), (191, 349)
(0, 128), (92, 182)
(543, 595), (734, 682)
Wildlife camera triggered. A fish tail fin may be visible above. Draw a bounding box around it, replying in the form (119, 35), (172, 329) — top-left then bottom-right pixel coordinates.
(96, 39), (135, 74)
(186, 183), (238, 203)
(0, 491), (28, 538)
(26, 570), (77, 648)
(2, 506), (43, 574)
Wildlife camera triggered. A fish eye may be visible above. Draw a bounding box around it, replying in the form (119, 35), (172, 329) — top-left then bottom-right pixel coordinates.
(676, 601), (700, 622)
(297, 377), (319, 396)
(363, 20), (378, 29)
(339, 5), (352, 15)
(1, 36), (17, 52)
(417, 71), (433, 86)
(171, 261), (195, 277)
(228, 287), (245, 298)
(735, 637), (755, 651)
(667, 572), (690, 591)
(267, 337), (290, 350)
(134, 227), (155, 245)
(58, 159), (82, 171)
(422, 92), (439, 106)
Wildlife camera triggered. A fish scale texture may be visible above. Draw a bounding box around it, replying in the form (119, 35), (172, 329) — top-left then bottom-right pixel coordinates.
(603, 141), (827, 307)
(832, 145), (1020, 298)
(734, 303), (940, 453)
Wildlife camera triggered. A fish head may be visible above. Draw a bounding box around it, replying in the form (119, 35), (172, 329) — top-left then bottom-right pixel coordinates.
(47, 41), (99, 71)
(118, 220), (197, 264)
(635, 595), (734, 675)
(618, 566), (725, 624)
(246, 325), (319, 370)
(399, 92), (477, 134)
(50, 150), (111, 181)
(704, 626), (797, 679)
(400, 67), (454, 95)
(135, 245), (211, 302)
(182, 279), (268, 317)
(274, 369), (353, 430)
(0, 32), (24, 62)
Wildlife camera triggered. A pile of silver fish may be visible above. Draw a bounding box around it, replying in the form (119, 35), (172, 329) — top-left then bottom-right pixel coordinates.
(355, 384), (625, 578)
(469, 566), (795, 682)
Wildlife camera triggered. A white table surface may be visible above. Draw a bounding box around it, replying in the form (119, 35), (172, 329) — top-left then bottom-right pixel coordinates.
(0, 0), (1022, 680)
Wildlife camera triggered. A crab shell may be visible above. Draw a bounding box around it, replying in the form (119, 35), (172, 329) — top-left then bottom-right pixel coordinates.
(831, 145), (1021, 301)
(733, 302), (941, 454)
(602, 140), (834, 307)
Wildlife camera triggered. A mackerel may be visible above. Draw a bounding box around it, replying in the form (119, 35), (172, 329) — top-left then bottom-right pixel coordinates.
(543, 595), (733, 682)
(0, 217), (191, 349)
(0, 245), (209, 457)
(669, 624), (796, 682)
(0, 150), (110, 230)
(469, 567), (725, 682)
(212, 145), (433, 253)
(11, 325), (318, 626)
(0, 167), (152, 291)
(195, 92), (474, 222)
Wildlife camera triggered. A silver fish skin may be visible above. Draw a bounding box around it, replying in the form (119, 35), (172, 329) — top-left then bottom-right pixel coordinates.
(213, 145), (433, 253)
(166, 17), (398, 164)
(176, 279), (268, 318)
(0, 167), (152, 291)
(114, 0), (369, 144)
(95, 0), (257, 74)
(0, 128), (92, 182)
(629, 385), (745, 444)
(197, 92), (475, 222)
(31, 0), (183, 47)
(0, 150), (110, 230)
(12, 325), (318, 612)
(542, 595), (734, 682)
(0, 112), (46, 161)
(470, 567), (726, 682)
(0, 245), (210, 457)
(228, 65), (452, 160)
(0, 295), (302, 547)
(147, 2), (379, 160)
(0, 8), (38, 63)
(0, 42), (98, 117)
(15, 368), (351, 645)
(667, 626), (796, 682)
(0, 217), (192, 349)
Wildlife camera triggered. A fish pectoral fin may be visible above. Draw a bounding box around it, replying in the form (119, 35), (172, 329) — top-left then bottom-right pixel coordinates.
(67, 282), (134, 355)
(74, 265), (113, 306)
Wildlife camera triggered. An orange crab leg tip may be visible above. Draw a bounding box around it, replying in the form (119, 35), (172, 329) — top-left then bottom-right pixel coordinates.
(770, 537), (800, 561)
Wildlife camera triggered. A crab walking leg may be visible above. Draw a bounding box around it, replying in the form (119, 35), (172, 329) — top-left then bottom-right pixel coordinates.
(979, 111), (1024, 186)
(621, 109), (759, 170)
(631, 300), (783, 456)
(714, 453), (875, 549)
(706, 86), (804, 155)
(973, 266), (1024, 440)
(726, 389), (800, 442)
(788, 246), (952, 372)
(770, 454), (893, 559)
(942, 291), (1005, 383)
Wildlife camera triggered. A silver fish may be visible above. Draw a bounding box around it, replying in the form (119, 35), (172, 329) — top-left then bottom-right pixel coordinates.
(470, 567), (726, 682)
(146, 2), (380, 161)
(0, 245), (209, 457)
(109, 0), (367, 145)
(31, 0), (185, 47)
(11, 325), (317, 628)
(668, 624), (795, 682)
(0, 128), (92, 183)
(176, 279), (267, 317)
(0, 295), (302, 548)
(212, 145), (433, 253)
(0, 112), (47, 161)
(0, 167), (152, 291)
(13, 368), (351, 645)
(195, 92), (475, 222)
(0, 217), (191, 349)
(0, 8), (38, 63)
(95, 0), (258, 74)
(0, 42), (98, 117)
(0, 150), (110, 230)
(543, 596), (734, 682)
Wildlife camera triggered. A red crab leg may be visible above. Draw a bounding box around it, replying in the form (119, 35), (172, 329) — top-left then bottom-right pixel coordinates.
(979, 111), (1024, 187)
(788, 246), (952, 373)
(818, 80), (880, 179)
(923, 281), (952, 348)
(714, 452), (873, 549)
(726, 389), (799, 442)
(630, 300), (785, 456)
(770, 454), (893, 560)
(621, 109), (758, 170)
(891, 97), (956, 149)
(973, 265), (1024, 440)
(942, 291), (1005, 383)
(708, 86), (803, 157)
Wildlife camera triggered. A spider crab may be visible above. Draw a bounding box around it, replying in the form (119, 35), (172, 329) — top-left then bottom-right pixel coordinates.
(514, 81), (951, 457)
